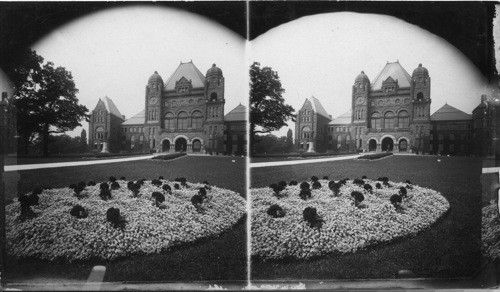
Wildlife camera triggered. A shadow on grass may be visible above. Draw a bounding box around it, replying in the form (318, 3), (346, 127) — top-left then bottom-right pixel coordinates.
(250, 155), (482, 280)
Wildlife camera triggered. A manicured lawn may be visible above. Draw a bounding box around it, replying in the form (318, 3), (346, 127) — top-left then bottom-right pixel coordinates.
(3, 155), (246, 282)
(250, 155), (482, 279)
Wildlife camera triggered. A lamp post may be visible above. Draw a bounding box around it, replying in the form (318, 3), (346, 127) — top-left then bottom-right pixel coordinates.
(0, 91), (9, 275)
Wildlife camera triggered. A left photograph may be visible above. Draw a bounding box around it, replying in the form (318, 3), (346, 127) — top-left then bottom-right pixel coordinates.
(1, 3), (248, 289)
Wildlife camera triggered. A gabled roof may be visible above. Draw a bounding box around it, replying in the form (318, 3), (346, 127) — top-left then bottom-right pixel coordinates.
(122, 110), (145, 125)
(98, 96), (123, 119)
(164, 61), (206, 91)
(328, 110), (352, 125)
(430, 103), (471, 121)
(225, 104), (246, 122)
(371, 61), (412, 91)
(309, 96), (331, 119)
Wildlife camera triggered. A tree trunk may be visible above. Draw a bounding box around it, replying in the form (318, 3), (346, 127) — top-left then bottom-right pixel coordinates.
(42, 124), (50, 157)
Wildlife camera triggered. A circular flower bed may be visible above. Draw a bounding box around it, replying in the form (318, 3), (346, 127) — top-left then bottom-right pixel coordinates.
(6, 179), (246, 262)
(251, 178), (449, 260)
(482, 201), (500, 261)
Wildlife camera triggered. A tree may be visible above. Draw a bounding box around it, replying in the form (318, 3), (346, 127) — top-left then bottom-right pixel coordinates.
(286, 128), (294, 153)
(80, 129), (87, 153)
(250, 62), (295, 153)
(12, 50), (89, 156)
(253, 134), (288, 154)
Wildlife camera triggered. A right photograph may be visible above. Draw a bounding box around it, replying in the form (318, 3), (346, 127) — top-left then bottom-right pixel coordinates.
(249, 6), (496, 288)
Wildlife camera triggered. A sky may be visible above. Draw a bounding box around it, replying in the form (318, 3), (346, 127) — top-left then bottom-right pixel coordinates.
(250, 12), (494, 138)
(32, 5), (247, 137)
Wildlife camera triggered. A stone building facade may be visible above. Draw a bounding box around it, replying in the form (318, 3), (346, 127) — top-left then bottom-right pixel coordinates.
(295, 61), (495, 156)
(88, 61), (246, 155)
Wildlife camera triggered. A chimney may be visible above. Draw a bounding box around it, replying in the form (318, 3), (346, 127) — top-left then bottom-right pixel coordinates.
(122, 115), (126, 120)
(481, 94), (487, 103)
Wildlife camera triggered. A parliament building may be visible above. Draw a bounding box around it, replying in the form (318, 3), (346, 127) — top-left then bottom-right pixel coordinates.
(295, 61), (498, 156)
(88, 62), (246, 155)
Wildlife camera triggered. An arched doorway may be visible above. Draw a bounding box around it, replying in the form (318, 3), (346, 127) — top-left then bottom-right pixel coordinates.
(192, 139), (201, 152)
(382, 137), (394, 152)
(368, 139), (377, 152)
(399, 139), (408, 152)
(162, 140), (170, 152)
(175, 138), (187, 152)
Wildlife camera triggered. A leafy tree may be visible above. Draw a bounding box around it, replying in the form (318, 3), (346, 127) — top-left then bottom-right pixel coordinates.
(286, 128), (294, 153)
(250, 62), (295, 153)
(254, 134), (288, 154)
(80, 129), (87, 153)
(12, 50), (89, 156)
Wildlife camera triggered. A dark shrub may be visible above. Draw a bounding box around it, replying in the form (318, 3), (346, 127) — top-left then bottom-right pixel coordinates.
(106, 207), (126, 229)
(278, 181), (287, 188)
(399, 187), (408, 197)
(70, 205), (88, 218)
(351, 191), (365, 202)
(303, 207), (324, 228)
(100, 189), (112, 201)
(329, 182), (341, 196)
(174, 183), (180, 190)
(382, 177), (389, 183)
(99, 182), (109, 190)
(77, 181), (86, 188)
(198, 187), (207, 198)
(74, 185), (85, 197)
(405, 180), (412, 185)
(127, 181), (134, 189)
(18, 192), (40, 217)
(377, 177), (383, 181)
(203, 180), (210, 185)
(120, 176), (126, 180)
(299, 189), (312, 200)
(269, 183), (284, 196)
(362, 175), (367, 179)
(159, 176), (164, 180)
(322, 176), (329, 180)
(203, 181), (212, 190)
(129, 183), (141, 197)
(376, 182), (382, 189)
(87, 180), (96, 186)
(109, 176), (117, 183)
(267, 204), (285, 218)
(311, 176), (319, 182)
(69, 184), (77, 190)
(300, 182), (310, 191)
(289, 180), (298, 186)
(110, 181), (120, 190)
(162, 184), (172, 193)
(151, 179), (162, 187)
(353, 178), (364, 186)
(339, 179), (347, 186)
(152, 191), (165, 204)
(191, 194), (204, 206)
(383, 181), (392, 187)
(364, 184), (373, 193)
(139, 179), (146, 185)
(390, 194), (402, 207)
(312, 181), (322, 190)
(406, 184), (413, 190)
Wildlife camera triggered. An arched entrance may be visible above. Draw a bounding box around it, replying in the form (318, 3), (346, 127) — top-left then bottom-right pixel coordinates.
(399, 139), (408, 152)
(175, 138), (187, 152)
(382, 137), (394, 152)
(192, 139), (201, 152)
(368, 139), (377, 152)
(162, 140), (170, 152)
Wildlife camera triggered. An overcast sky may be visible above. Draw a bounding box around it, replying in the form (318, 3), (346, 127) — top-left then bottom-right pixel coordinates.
(33, 5), (247, 137)
(250, 12), (494, 137)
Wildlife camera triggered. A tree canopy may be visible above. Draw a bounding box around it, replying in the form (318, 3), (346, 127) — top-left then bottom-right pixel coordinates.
(12, 49), (89, 156)
(250, 62), (295, 151)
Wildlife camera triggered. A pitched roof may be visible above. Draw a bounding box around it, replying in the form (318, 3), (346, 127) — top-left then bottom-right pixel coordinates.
(224, 104), (246, 122)
(328, 110), (352, 125)
(309, 96), (331, 119)
(101, 96), (123, 119)
(430, 103), (471, 121)
(122, 109), (145, 125)
(164, 61), (206, 91)
(371, 61), (412, 91)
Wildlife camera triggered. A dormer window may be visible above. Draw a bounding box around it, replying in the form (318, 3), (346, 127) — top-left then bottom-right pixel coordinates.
(175, 77), (192, 94)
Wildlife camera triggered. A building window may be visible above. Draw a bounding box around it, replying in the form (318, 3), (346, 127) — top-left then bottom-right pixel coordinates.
(371, 113), (381, 129)
(438, 134), (444, 141)
(449, 134), (455, 141)
(337, 135), (342, 149)
(192, 111), (203, 129)
(165, 113), (175, 129)
(384, 112), (395, 129)
(398, 111), (409, 128)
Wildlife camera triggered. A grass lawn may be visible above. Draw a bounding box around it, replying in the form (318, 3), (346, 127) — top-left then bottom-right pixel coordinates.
(250, 155), (482, 279)
(3, 155), (246, 282)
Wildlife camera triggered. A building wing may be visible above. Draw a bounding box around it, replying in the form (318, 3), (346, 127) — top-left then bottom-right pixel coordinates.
(430, 103), (471, 121)
(101, 96), (123, 119)
(309, 96), (331, 119)
(122, 110), (145, 125)
(225, 104), (246, 122)
(328, 110), (352, 125)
